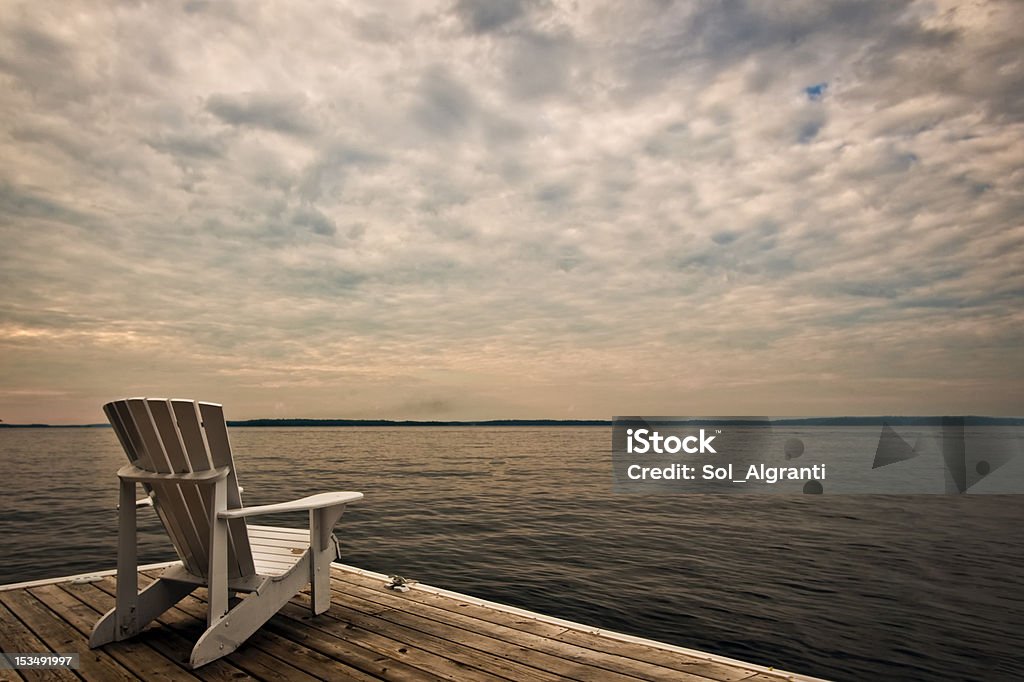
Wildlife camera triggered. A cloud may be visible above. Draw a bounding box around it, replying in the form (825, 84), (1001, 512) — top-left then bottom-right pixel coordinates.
(499, 28), (576, 99)
(0, 0), (1021, 422)
(454, 0), (530, 34)
(146, 132), (228, 160)
(291, 207), (337, 236)
(413, 66), (478, 137)
(206, 92), (317, 137)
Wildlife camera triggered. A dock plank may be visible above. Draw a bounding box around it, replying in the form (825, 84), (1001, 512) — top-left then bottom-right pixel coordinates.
(118, 573), (376, 682)
(0, 599), (78, 682)
(331, 569), (778, 682)
(295, 590), (643, 682)
(273, 599), (507, 682)
(289, 593), (570, 682)
(0, 666), (19, 682)
(85, 577), (318, 682)
(136, 571), (447, 682)
(45, 581), (202, 682)
(168, 600), (380, 682)
(168, 571), (636, 682)
(0, 565), (825, 682)
(327, 574), (722, 681)
(281, 598), (584, 682)
(1, 587), (136, 682)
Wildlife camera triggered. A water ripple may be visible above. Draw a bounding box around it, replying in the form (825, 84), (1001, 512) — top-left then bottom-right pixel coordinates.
(1, 427), (1021, 681)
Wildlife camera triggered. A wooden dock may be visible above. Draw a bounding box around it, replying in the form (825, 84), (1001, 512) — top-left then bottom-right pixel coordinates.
(0, 562), (827, 681)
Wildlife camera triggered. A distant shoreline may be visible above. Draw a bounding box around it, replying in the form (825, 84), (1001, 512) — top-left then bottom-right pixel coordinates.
(2, 416), (1022, 428)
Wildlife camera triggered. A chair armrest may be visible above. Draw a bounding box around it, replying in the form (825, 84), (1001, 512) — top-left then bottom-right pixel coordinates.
(218, 491), (363, 519)
(117, 463), (230, 485)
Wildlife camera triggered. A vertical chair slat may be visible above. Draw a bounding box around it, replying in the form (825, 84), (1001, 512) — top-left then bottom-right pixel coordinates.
(172, 400), (253, 579)
(147, 399), (212, 573)
(104, 401), (191, 570)
(104, 402), (143, 465)
(198, 401), (256, 576)
(124, 399), (206, 575)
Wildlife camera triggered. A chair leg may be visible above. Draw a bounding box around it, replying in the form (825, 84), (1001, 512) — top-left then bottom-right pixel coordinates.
(309, 506), (345, 615)
(310, 547), (334, 615)
(206, 479), (229, 627)
(90, 602), (122, 647)
(92, 478), (143, 647)
(90, 577), (194, 647)
(190, 561), (304, 668)
(136, 578), (196, 629)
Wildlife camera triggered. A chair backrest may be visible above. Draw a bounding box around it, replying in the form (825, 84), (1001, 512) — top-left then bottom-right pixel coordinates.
(104, 398), (256, 579)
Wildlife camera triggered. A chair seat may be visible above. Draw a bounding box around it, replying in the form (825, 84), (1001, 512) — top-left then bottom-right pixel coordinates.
(247, 525), (313, 577)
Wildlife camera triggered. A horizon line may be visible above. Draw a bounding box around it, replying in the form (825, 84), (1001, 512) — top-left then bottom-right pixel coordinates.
(2, 416), (1022, 428)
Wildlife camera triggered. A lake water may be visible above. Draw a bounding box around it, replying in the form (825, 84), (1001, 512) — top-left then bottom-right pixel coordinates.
(1, 427), (1021, 681)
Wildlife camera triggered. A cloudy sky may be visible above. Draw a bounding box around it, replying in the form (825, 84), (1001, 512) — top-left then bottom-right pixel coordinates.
(1, 0), (1021, 423)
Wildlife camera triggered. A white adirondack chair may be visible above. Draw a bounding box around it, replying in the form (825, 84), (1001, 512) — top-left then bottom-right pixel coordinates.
(89, 398), (363, 668)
